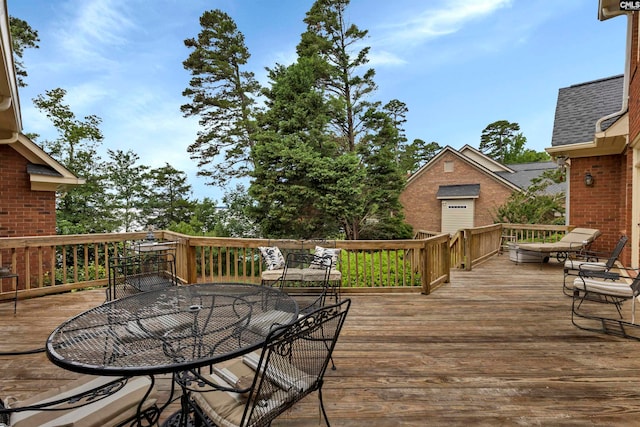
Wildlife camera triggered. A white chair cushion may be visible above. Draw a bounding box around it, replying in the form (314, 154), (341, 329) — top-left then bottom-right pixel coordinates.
(310, 246), (340, 269)
(260, 269), (284, 281)
(246, 310), (294, 336)
(564, 260), (607, 271)
(572, 277), (634, 298)
(259, 247), (285, 270)
(8, 376), (157, 427)
(192, 357), (302, 427)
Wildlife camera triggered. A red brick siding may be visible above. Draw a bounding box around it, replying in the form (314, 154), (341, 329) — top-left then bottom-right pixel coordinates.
(630, 13), (640, 148)
(624, 12), (640, 265)
(400, 153), (514, 233)
(568, 155), (628, 260)
(0, 145), (56, 237)
(1, 145), (57, 289)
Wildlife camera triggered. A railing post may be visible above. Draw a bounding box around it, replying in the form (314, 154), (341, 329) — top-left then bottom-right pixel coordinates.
(187, 245), (197, 284)
(464, 229), (473, 271)
(421, 241), (430, 295)
(443, 235), (451, 283)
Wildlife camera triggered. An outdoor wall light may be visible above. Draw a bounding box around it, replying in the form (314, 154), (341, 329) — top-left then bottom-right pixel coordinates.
(584, 171), (594, 187)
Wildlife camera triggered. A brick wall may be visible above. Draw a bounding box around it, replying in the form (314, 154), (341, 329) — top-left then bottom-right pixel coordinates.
(630, 12), (640, 148)
(624, 12), (639, 266)
(1, 145), (57, 289)
(0, 145), (56, 237)
(400, 153), (514, 233)
(569, 155), (628, 261)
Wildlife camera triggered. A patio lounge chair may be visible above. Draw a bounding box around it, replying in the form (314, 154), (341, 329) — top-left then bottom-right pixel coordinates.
(513, 227), (601, 264)
(562, 235), (627, 296)
(572, 270), (640, 340)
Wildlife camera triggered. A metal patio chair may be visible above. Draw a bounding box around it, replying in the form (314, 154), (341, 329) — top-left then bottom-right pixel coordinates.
(563, 235), (628, 296)
(107, 252), (179, 301)
(275, 252), (341, 315)
(572, 269), (640, 340)
(175, 299), (351, 427)
(0, 375), (159, 427)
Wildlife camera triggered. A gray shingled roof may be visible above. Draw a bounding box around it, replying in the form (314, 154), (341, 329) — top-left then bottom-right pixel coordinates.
(496, 161), (564, 194)
(551, 75), (624, 147)
(27, 163), (63, 177)
(436, 184), (480, 199)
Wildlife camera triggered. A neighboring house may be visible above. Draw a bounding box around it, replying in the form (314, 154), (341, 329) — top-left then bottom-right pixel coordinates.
(400, 145), (563, 235)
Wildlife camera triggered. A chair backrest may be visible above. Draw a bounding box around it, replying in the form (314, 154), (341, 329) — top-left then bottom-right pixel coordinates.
(107, 253), (178, 301)
(559, 228), (601, 244)
(241, 298), (351, 426)
(279, 252), (335, 311)
(605, 235), (628, 269)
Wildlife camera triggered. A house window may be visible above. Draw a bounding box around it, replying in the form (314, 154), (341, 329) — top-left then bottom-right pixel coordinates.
(444, 161), (454, 173)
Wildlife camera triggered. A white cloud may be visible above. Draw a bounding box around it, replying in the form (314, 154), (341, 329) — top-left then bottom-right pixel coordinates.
(384, 0), (512, 45)
(52, 0), (137, 68)
(368, 50), (407, 67)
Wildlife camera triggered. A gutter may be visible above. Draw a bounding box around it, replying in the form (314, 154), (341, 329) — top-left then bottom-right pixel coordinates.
(596, 7), (632, 132)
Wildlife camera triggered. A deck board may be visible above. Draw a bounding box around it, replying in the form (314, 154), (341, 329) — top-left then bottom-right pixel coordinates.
(3, 255), (640, 426)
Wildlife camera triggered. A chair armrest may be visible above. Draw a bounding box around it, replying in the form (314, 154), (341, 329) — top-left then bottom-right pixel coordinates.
(578, 269), (620, 281)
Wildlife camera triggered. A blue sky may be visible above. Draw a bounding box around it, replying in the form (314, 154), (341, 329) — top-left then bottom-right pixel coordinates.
(8, 0), (627, 202)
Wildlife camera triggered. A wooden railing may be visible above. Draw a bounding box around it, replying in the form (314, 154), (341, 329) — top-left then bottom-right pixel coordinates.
(462, 224), (503, 271)
(0, 223), (574, 303)
(500, 224), (572, 244)
(0, 232), (152, 299)
(174, 233), (450, 294)
(0, 231), (452, 302)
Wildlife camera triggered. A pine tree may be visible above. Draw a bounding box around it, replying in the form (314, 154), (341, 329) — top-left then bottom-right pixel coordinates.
(182, 9), (261, 186)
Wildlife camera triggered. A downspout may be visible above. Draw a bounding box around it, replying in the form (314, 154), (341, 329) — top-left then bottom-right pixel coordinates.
(596, 10), (631, 132)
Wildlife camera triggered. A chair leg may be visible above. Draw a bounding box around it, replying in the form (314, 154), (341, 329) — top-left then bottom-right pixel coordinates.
(318, 384), (331, 427)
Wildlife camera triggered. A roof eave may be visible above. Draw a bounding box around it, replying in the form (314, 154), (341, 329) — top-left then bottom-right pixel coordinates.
(546, 113), (628, 159)
(0, 0), (21, 140)
(599, 0), (629, 20)
(30, 175), (87, 192)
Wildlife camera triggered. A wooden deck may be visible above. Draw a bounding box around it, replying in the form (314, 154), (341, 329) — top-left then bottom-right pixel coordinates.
(3, 255), (640, 426)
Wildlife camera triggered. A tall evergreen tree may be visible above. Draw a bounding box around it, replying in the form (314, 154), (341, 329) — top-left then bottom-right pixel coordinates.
(181, 9), (261, 186)
(250, 57), (346, 238)
(480, 120), (550, 164)
(104, 149), (149, 232)
(9, 16), (39, 87)
(296, 0), (376, 153)
(142, 163), (194, 230)
(358, 109), (412, 239)
(285, 0), (411, 239)
(479, 120), (521, 163)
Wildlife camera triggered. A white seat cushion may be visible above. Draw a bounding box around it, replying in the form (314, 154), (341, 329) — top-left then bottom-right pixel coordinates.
(261, 269), (284, 281)
(246, 310), (294, 336)
(573, 277), (633, 298)
(192, 357), (306, 427)
(8, 376), (157, 427)
(564, 260), (607, 272)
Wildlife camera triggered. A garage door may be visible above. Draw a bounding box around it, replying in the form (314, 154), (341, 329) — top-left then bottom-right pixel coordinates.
(441, 199), (474, 235)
